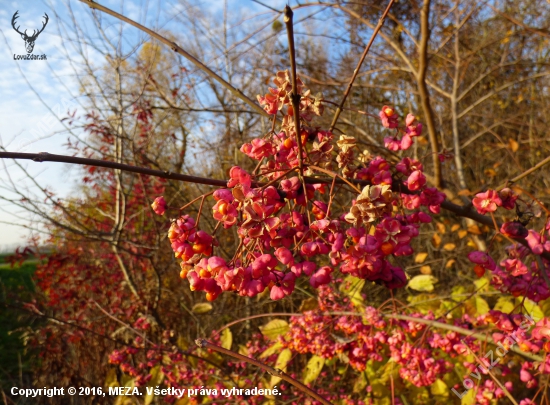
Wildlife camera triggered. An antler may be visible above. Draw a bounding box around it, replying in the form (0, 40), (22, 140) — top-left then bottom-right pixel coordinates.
(11, 11), (26, 36)
(27, 13), (49, 39)
(35, 13), (49, 37)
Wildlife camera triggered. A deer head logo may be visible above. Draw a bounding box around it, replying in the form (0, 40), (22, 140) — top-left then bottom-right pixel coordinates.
(12, 11), (49, 54)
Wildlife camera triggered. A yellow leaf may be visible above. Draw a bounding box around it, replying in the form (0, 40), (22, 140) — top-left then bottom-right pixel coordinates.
(407, 275), (438, 292)
(414, 252), (428, 264)
(446, 259), (456, 268)
(461, 388), (476, 404)
(420, 265), (432, 275)
(339, 275), (365, 307)
(509, 139), (519, 152)
(104, 368), (118, 388)
(270, 349), (292, 387)
(259, 319), (289, 340)
(432, 233), (442, 248)
(517, 297), (544, 322)
(144, 366), (164, 405)
(192, 303), (212, 314)
(458, 230), (468, 239)
(443, 243), (456, 251)
(221, 328), (232, 350)
(430, 379), (449, 397)
(303, 355), (325, 384)
(176, 335), (188, 351)
(474, 297), (490, 315)
(114, 376), (135, 405)
(299, 297), (319, 312)
(494, 297), (514, 313)
(259, 342), (283, 359)
(451, 224), (461, 232)
(436, 222), (446, 234)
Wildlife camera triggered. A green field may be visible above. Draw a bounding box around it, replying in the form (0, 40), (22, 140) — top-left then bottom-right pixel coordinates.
(0, 253), (37, 389)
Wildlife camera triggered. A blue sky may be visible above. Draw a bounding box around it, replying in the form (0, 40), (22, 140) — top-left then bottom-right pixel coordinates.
(0, 0), (327, 250)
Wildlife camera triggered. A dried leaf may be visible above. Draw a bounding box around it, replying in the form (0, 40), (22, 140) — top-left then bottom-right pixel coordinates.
(443, 243), (456, 251)
(467, 225), (482, 235)
(420, 265), (432, 275)
(436, 222), (446, 234)
(458, 230), (468, 239)
(451, 224), (461, 232)
(415, 252), (428, 264)
(509, 139), (519, 152)
(432, 233), (442, 248)
(446, 259), (456, 268)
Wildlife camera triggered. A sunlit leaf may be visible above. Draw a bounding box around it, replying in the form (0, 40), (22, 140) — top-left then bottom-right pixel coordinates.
(430, 379), (449, 397)
(259, 342), (283, 359)
(144, 366), (164, 405)
(339, 275), (365, 307)
(303, 355), (325, 384)
(494, 297), (514, 313)
(270, 348), (292, 387)
(221, 328), (232, 350)
(408, 275), (438, 292)
(260, 319), (289, 340)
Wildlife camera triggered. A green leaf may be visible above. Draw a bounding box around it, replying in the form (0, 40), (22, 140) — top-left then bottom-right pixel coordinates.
(339, 275), (365, 307)
(430, 378), (449, 397)
(259, 342), (283, 359)
(270, 348), (292, 387)
(303, 355), (325, 384)
(192, 303), (212, 314)
(220, 328), (232, 350)
(407, 275), (438, 292)
(259, 319), (289, 340)
(144, 366), (164, 405)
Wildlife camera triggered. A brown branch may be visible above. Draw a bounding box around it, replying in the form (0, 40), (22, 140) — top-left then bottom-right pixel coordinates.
(417, 0), (442, 189)
(0, 151), (228, 187)
(78, 0), (270, 119)
(195, 339), (334, 405)
(329, 0), (395, 131)
(283, 6), (305, 178)
(3, 151), (550, 262)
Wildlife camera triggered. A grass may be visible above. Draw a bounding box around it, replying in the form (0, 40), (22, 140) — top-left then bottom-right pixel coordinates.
(0, 252), (38, 388)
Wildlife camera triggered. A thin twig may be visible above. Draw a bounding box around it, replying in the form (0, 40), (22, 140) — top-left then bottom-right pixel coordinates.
(78, 0), (270, 119)
(195, 339), (334, 405)
(329, 0), (395, 131)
